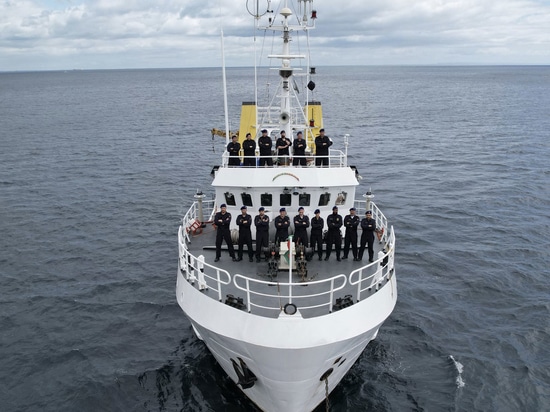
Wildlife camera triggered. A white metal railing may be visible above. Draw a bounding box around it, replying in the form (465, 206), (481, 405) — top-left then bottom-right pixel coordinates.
(182, 199), (216, 235)
(221, 149), (347, 168)
(349, 226), (396, 300)
(178, 227), (231, 301)
(353, 200), (389, 243)
(233, 273), (348, 316)
(178, 201), (396, 317)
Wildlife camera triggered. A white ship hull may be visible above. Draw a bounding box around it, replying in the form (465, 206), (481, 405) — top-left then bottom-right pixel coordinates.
(177, 260), (397, 411)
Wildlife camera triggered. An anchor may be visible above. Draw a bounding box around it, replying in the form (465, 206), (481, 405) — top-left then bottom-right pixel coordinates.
(231, 357), (257, 389)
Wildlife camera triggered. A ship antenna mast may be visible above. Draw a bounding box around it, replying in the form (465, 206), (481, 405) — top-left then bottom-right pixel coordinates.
(247, 1), (272, 134)
(220, 28), (230, 146)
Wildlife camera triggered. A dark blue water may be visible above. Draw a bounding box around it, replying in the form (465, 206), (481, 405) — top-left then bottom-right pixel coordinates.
(1, 66), (549, 411)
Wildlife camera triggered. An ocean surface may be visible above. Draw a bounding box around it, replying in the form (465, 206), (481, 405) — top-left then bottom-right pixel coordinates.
(1, 66), (549, 412)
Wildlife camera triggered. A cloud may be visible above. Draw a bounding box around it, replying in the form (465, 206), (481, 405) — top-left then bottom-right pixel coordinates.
(0, 0), (549, 71)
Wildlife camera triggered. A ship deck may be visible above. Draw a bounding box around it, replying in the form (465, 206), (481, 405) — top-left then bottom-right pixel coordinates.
(179, 207), (395, 319)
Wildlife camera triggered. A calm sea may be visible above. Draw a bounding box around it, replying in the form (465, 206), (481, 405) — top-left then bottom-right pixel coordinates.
(1, 66), (549, 412)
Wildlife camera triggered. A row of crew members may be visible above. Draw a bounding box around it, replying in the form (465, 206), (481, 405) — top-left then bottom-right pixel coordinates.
(213, 204), (378, 263)
(227, 129), (333, 167)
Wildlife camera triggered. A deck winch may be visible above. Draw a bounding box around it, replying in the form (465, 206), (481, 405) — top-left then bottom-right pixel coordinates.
(332, 295), (354, 312)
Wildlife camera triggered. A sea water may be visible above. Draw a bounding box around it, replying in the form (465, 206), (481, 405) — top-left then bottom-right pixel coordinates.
(1, 66), (549, 411)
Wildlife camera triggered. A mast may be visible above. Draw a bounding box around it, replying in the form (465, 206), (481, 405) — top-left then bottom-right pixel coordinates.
(221, 29), (230, 145)
(265, 0), (316, 136)
(279, 5), (292, 138)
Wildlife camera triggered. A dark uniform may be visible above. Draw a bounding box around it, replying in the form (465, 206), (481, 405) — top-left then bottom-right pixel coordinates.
(276, 133), (291, 165)
(343, 209), (360, 260)
(325, 207), (342, 260)
(258, 130), (273, 166)
(214, 205), (236, 261)
(274, 209), (290, 244)
(236, 207), (254, 261)
(227, 137), (241, 167)
(310, 211), (324, 260)
(293, 209), (310, 247)
(315, 129), (332, 167)
(292, 133), (307, 166)
(242, 134), (256, 167)
(359, 211), (377, 262)
(254, 208), (270, 262)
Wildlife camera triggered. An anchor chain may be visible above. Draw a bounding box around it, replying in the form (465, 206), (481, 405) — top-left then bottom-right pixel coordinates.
(324, 377), (330, 412)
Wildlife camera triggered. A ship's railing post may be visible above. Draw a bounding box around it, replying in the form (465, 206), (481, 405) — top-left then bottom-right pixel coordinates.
(215, 268), (224, 301)
(244, 277), (252, 312)
(343, 134), (349, 167)
(221, 151), (229, 167)
(328, 278), (336, 312)
(197, 255), (207, 290)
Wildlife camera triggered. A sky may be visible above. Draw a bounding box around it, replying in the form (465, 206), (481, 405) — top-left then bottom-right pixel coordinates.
(1, 0), (550, 71)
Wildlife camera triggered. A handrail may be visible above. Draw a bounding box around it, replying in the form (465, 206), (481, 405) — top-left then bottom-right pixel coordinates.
(220, 149), (348, 168)
(233, 273), (347, 315)
(349, 226), (396, 300)
(178, 227), (231, 301)
(182, 199), (216, 227)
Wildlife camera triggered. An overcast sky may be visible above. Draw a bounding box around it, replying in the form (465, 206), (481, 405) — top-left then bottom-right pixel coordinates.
(1, 0), (549, 71)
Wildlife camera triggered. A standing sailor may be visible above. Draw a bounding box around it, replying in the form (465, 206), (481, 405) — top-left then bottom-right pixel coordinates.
(276, 130), (291, 166)
(242, 132), (256, 167)
(359, 210), (377, 262)
(227, 135), (241, 167)
(314, 129), (332, 167)
(258, 129), (273, 166)
(292, 131), (307, 166)
(213, 204), (236, 262)
(254, 207), (270, 262)
(293, 207), (309, 247)
(310, 209), (324, 261)
(325, 206), (342, 261)
(236, 206), (254, 262)
(342, 207), (360, 260)
(274, 208), (290, 244)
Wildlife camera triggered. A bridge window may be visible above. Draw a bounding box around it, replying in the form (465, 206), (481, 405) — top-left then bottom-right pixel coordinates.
(241, 193), (253, 207)
(280, 193), (292, 207)
(318, 192), (331, 206)
(261, 193), (272, 207)
(224, 192), (236, 206)
(299, 193), (311, 206)
(335, 191), (347, 205)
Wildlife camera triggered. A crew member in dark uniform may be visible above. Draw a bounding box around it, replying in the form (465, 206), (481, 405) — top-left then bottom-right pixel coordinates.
(258, 129), (273, 166)
(342, 207), (360, 260)
(254, 207), (270, 262)
(325, 205), (342, 261)
(293, 206), (309, 247)
(310, 209), (324, 261)
(359, 210), (377, 262)
(227, 135), (241, 167)
(314, 128), (332, 167)
(242, 132), (256, 167)
(275, 130), (291, 166)
(236, 206), (254, 262)
(292, 131), (307, 166)
(213, 203), (236, 262)
(274, 207), (290, 244)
